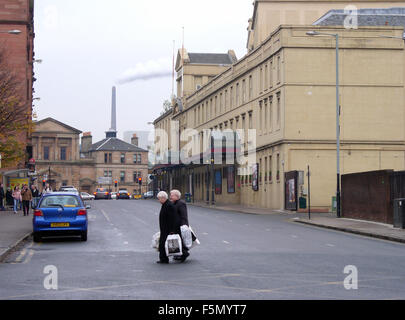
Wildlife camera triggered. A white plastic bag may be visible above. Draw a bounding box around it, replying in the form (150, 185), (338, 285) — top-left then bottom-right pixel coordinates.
(152, 232), (160, 251)
(180, 225), (192, 249)
(189, 226), (200, 249)
(165, 234), (183, 257)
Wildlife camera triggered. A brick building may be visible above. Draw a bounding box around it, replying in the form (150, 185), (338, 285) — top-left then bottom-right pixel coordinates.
(0, 0), (35, 187)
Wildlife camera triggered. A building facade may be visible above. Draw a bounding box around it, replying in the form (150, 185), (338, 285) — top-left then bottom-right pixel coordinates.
(31, 118), (149, 194)
(153, 1), (405, 211)
(0, 0), (35, 185)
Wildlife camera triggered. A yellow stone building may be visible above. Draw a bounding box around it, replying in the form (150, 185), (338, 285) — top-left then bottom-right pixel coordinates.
(153, 1), (405, 211)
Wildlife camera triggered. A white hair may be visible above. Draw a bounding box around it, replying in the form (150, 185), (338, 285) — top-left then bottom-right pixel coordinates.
(170, 189), (181, 199)
(157, 191), (168, 200)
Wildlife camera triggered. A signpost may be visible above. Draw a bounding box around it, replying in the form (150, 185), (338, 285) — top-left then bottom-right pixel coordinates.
(97, 177), (112, 185)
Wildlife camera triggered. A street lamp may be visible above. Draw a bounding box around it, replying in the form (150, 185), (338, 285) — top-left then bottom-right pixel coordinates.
(0, 29), (21, 35)
(307, 30), (341, 218)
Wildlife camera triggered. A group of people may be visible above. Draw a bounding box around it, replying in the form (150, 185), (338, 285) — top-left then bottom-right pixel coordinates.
(157, 189), (191, 264)
(0, 183), (41, 216)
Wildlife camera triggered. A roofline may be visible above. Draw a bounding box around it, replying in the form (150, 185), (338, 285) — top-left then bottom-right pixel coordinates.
(34, 117), (82, 134)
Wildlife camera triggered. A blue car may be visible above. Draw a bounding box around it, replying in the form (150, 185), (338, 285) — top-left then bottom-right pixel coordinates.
(33, 192), (89, 242)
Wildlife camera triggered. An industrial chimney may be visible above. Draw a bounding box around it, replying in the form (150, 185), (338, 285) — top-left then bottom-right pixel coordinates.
(106, 86), (118, 138)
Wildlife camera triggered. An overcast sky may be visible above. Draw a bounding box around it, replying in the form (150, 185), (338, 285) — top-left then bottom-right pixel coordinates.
(34, 0), (253, 143)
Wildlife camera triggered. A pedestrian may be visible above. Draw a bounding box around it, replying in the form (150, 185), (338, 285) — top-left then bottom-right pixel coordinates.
(44, 183), (52, 194)
(31, 185), (40, 209)
(12, 186), (21, 214)
(156, 191), (180, 264)
(0, 183), (5, 211)
(6, 188), (13, 208)
(170, 189), (190, 262)
(21, 184), (32, 216)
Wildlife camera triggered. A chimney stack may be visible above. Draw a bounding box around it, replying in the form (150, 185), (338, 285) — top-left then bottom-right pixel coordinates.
(81, 132), (93, 154)
(106, 86), (118, 138)
(131, 133), (139, 147)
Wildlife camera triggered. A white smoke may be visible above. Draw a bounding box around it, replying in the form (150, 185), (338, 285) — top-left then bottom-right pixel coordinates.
(117, 58), (172, 85)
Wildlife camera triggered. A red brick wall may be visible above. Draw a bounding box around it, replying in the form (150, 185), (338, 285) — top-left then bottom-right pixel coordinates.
(0, 0), (34, 167)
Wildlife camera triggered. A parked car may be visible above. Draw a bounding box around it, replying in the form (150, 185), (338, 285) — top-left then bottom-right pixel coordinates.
(117, 190), (130, 199)
(33, 192), (89, 242)
(110, 192), (117, 200)
(143, 191), (154, 199)
(60, 187), (79, 195)
(80, 192), (95, 201)
(94, 188), (110, 200)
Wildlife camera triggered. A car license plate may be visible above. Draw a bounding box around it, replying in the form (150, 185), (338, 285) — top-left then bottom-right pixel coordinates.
(51, 223), (70, 228)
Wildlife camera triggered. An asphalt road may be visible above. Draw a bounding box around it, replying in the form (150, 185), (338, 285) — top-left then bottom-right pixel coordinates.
(0, 199), (405, 300)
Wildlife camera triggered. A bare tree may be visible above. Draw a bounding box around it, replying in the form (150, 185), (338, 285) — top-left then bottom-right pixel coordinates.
(0, 49), (32, 167)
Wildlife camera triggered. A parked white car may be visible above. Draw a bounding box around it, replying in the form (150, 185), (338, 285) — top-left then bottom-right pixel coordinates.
(80, 192), (95, 201)
(110, 192), (117, 200)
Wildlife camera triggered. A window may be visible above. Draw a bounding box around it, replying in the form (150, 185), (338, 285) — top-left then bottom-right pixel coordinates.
(44, 146), (49, 160)
(60, 147), (66, 161)
(249, 75), (253, 100)
(264, 99), (268, 134)
(259, 101), (263, 134)
(121, 153), (125, 164)
(220, 93), (223, 114)
(230, 86), (233, 108)
(120, 171), (125, 183)
(269, 156), (272, 182)
(276, 154), (280, 181)
(236, 83), (239, 106)
(269, 96), (273, 132)
(133, 154), (141, 164)
(215, 96), (218, 117)
(277, 55), (281, 83)
(133, 172), (138, 182)
(277, 93), (281, 127)
(265, 64), (268, 88)
(270, 59), (273, 87)
(109, 153), (112, 163)
(260, 67), (263, 92)
(265, 156), (268, 182)
(242, 79), (246, 104)
(249, 111), (253, 130)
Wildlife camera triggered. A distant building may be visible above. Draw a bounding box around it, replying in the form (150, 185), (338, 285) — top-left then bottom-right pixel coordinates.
(31, 87), (149, 194)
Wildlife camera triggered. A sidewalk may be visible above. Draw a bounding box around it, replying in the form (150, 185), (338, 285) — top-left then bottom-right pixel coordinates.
(0, 209), (33, 262)
(189, 201), (405, 244)
(293, 215), (405, 244)
(189, 201), (293, 215)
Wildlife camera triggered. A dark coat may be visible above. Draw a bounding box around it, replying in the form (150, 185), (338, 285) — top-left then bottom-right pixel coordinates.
(0, 186), (4, 199)
(32, 188), (39, 198)
(159, 199), (180, 261)
(173, 199), (189, 226)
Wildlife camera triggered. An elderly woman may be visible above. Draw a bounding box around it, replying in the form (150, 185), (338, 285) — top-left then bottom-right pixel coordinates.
(157, 191), (180, 264)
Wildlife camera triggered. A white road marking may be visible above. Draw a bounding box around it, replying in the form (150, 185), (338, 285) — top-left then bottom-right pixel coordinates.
(223, 241), (230, 244)
(123, 241), (129, 245)
(291, 235), (298, 239)
(22, 250), (35, 264)
(326, 244), (335, 247)
(202, 232), (208, 235)
(101, 210), (111, 222)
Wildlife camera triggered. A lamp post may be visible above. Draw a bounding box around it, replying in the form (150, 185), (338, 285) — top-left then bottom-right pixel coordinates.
(306, 30), (341, 218)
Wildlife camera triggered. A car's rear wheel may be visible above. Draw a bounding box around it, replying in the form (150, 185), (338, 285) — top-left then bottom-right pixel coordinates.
(33, 233), (41, 243)
(81, 231), (88, 242)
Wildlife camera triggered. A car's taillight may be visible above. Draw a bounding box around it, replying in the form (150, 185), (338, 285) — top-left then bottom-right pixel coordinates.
(127, 193), (130, 196)
(105, 192), (108, 195)
(93, 192), (96, 195)
(34, 210), (43, 217)
(78, 209), (87, 216)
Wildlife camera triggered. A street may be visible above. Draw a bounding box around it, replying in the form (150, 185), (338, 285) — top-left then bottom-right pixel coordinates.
(0, 199), (405, 300)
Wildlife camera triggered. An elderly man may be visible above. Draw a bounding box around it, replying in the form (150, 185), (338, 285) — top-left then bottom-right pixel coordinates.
(157, 191), (180, 264)
(170, 189), (190, 262)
